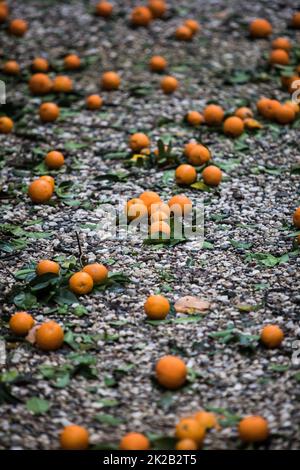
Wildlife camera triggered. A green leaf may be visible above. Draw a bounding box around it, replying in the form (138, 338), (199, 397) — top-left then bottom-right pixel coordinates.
(26, 397), (50, 415)
(190, 181), (211, 191)
(13, 291), (37, 309)
(230, 240), (253, 250)
(94, 414), (123, 426)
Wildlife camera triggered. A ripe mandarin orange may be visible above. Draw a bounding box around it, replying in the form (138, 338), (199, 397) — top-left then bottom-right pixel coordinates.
(160, 76), (178, 94)
(202, 165), (222, 186)
(238, 416), (269, 442)
(175, 164), (197, 185)
(175, 439), (198, 450)
(149, 55), (167, 72)
(260, 325), (284, 348)
(29, 73), (53, 95)
(45, 151), (65, 169)
(175, 25), (193, 41)
(96, 1), (113, 17)
(40, 175), (55, 190)
(184, 19), (200, 35)
(144, 294), (170, 320)
(150, 220), (171, 238)
(86, 94), (103, 110)
(9, 312), (35, 336)
(175, 418), (206, 445)
(155, 355), (187, 389)
(293, 207), (300, 228)
(0, 2), (8, 22)
(139, 191), (161, 212)
(235, 107), (253, 120)
(249, 18), (272, 38)
(269, 49), (289, 65)
(194, 411), (218, 430)
(39, 102), (60, 122)
(275, 104), (295, 124)
(186, 111), (204, 126)
(0, 116), (14, 134)
(36, 321), (64, 351)
(3, 60), (20, 75)
(188, 144), (211, 165)
(203, 104), (225, 125)
(223, 116), (244, 137)
(292, 12), (300, 28)
(60, 425), (89, 450)
(120, 433), (150, 450)
(148, 0), (166, 18)
(101, 71), (121, 90)
(82, 263), (108, 284)
(53, 75), (73, 93)
(31, 57), (49, 72)
(272, 37), (291, 51)
(9, 18), (28, 36)
(131, 6), (152, 27)
(64, 54), (81, 70)
(28, 178), (53, 203)
(69, 272), (94, 295)
(129, 133), (150, 152)
(36, 260), (60, 276)
(168, 194), (192, 215)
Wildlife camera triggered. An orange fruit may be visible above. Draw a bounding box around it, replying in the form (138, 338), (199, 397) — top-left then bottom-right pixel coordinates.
(60, 425), (89, 450)
(53, 75), (73, 93)
(244, 118), (263, 130)
(257, 98), (280, 120)
(29, 73), (52, 95)
(101, 71), (120, 90)
(139, 190), (161, 213)
(184, 19), (200, 35)
(150, 201), (170, 216)
(0, 116), (14, 134)
(269, 49), (289, 65)
(184, 141), (197, 158)
(168, 194), (192, 215)
(175, 439), (198, 450)
(186, 111), (204, 126)
(272, 37), (291, 51)
(203, 104), (225, 125)
(120, 433), (150, 450)
(127, 202), (148, 221)
(260, 325), (284, 348)
(175, 418), (206, 444)
(36, 321), (64, 351)
(131, 6), (152, 27)
(188, 144), (211, 165)
(45, 150), (65, 169)
(175, 164), (197, 185)
(150, 221), (171, 238)
(238, 416), (269, 442)
(126, 197), (146, 212)
(175, 25), (193, 41)
(284, 100), (300, 114)
(64, 54), (81, 70)
(96, 1), (113, 17)
(82, 263), (108, 284)
(202, 165), (222, 186)
(0, 2), (9, 22)
(151, 210), (169, 223)
(9, 312), (35, 336)
(160, 75), (178, 94)
(3, 60), (20, 75)
(235, 107), (253, 120)
(39, 102), (60, 122)
(40, 175), (55, 190)
(194, 411), (218, 430)
(249, 18), (272, 38)
(223, 116), (244, 137)
(36, 260), (60, 276)
(275, 104), (295, 124)
(129, 133), (150, 152)
(28, 178), (53, 203)
(293, 207), (300, 228)
(69, 272), (94, 295)
(149, 55), (167, 72)
(155, 355), (187, 389)
(86, 94), (103, 110)
(144, 294), (170, 320)
(148, 0), (166, 18)
(292, 12), (300, 28)
(9, 18), (28, 36)
(31, 57), (49, 72)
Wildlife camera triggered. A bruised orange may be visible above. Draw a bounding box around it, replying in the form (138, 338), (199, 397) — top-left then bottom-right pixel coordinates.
(45, 151), (65, 169)
(155, 355), (187, 389)
(3, 60), (20, 75)
(82, 263), (108, 284)
(0, 116), (14, 134)
(28, 178), (53, 203)
(120, 433), (150, 450)
(149, 55), (167, 72)
(144, 294), (170, 320)
(131, 6), (152, 27)
(188, 144), (211, 165)
(69, 272), (94, 295)
(175, 164), (197, 185)
(36, 259), (60, 276)
(86, 94), (103, 110)
(223, 116), (244, 137)
(101, 71), (120, 90)
(203, 104), (225, 126)
(39, 102), (60, 122)
(36, 321), (64, 351)
(249, 18), (272, 38)
(60, 425), (89, 450)
(202, 165), (222, 186)
(9, 312), (35, 336)
(9, 18), (28, 36)
(238, 416), (269, 442)
(160, 76), (178, 94)
(29, 73), (52, 95)
(260, 325), (284, 348)
(129, 133), (150, 152)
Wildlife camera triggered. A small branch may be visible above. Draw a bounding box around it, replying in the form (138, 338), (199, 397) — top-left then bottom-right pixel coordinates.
(75, 231), (84, 268)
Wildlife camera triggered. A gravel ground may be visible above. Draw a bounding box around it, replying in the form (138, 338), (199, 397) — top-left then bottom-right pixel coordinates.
(0, 0), (300, 450)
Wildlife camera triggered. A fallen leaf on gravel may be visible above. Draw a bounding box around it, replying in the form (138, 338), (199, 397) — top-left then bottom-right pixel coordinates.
(25, 325), (39, 344)
(174, 296), (210, 314)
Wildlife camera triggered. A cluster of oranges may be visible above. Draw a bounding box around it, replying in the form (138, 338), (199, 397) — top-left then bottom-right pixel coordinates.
(131, 1), (167, 27)
(175, 19), (200, 41)
(27, 151), (64, 203)
(0, 2), (28, 36)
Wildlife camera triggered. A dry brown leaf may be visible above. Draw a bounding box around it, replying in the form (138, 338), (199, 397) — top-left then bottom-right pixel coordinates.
(25, 325), (39, 344)
(174, 296), (210, 315)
